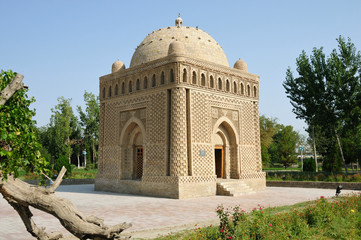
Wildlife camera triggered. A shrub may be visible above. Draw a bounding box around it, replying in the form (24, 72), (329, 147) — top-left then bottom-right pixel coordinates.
(303, 157), (316, 172)
(53, 155), (72, 176)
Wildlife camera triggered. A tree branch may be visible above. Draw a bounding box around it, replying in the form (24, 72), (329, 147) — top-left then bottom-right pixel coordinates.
(48, 166), (66, 193)
(0, 73), (25, 105)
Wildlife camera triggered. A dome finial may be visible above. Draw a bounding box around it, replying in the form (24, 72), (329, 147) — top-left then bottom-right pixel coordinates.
(175, 13), (183, 27)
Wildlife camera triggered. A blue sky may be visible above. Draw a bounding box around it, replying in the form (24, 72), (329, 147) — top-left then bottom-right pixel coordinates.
(1, 1), (361, 137)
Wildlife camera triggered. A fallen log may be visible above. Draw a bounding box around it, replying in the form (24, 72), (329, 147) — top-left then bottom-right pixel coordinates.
(0, 167), (131, 239)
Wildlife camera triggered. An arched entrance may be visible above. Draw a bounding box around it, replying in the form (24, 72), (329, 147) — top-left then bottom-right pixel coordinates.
(120, 118), (146, 180)
(213, 118), (238, 179)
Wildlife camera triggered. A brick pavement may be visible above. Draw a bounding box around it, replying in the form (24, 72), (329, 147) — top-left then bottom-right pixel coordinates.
(0, 185), (357, 239)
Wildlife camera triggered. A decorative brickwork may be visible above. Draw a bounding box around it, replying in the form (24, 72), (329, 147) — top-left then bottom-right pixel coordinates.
(170, 88), (188, 176)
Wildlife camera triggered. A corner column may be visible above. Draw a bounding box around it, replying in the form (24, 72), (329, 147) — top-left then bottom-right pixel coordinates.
(170, 87), (188, 176)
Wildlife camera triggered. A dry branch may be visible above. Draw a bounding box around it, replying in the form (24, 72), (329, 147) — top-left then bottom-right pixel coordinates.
(0, 174), (131, 239)
(0, 73), (25, 105)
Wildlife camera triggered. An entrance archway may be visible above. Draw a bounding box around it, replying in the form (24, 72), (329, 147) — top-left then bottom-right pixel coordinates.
(120, 118), (146, 180)
(212, 118), (239, 179)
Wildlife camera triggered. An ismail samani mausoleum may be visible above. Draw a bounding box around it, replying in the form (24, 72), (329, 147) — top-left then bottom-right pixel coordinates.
(95, 16), (266, 199)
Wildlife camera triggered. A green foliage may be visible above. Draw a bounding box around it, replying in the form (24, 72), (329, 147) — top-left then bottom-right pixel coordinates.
(53, 155), (71, 176)
(266, 171), (361, 182)
(303, 157), (316, 172)
(259, 115), (280, 167)
(0, 70), (50, 179)
(158, 193), (361, 239)
(284, 36), (361, 172)
(270, 125), (299, 168)
(77, 91), (100, 165)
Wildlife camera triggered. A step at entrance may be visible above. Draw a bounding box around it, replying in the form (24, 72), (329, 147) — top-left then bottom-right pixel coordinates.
(216, 179), (255, 196)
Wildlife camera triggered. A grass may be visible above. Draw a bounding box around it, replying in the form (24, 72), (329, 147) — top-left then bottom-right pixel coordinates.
(18, 168), (98, 180)
(156, 193), (361, 239)
(266, 171), (361, 182)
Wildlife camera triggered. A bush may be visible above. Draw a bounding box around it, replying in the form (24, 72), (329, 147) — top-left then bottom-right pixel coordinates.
(303, 158), (316, 172)
(53, 155), (72, 176)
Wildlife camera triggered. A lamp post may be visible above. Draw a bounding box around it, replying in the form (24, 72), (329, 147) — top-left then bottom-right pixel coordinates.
(299, 146), (304, 171)
(83, 150), (87, 168)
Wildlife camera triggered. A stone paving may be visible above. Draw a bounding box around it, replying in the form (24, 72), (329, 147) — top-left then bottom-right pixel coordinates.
(0, 184), (358, 239)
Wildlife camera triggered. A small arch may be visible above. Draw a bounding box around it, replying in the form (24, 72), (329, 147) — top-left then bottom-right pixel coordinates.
(210, 75), (214, 88)
(143, 77), (148, 89)
(247, 84), (250, 96)
(192, 71), (197, 84)
(129, 81), (133, 93)
(115, 84), (119, 96)
(201, 73), (206, 86)
(218, 78), (222, 90)
(226, 79), (230, 91)
(183, 69), (187, 82)
(121, 82), (125, 94)
(102, 87), (105, 99)
(253, 86), (257, 97)
(233, 81), (237, 93)
(108, 86), (112, 97)
(152, 74), (156, 87)
(136, 79), (140, 91)
(240, 83), (244, 95)
(161, 71), (165, 85)
(170, 69), (175, 82)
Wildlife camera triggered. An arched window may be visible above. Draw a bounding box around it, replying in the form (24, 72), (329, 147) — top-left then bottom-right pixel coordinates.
(152, 74), (156, 87)
(218, 78), (222, 90)
(183, 69), (187, 82)
(108, 86), (112, 97)
(201, 73), (206, 86)
(115, 84), (119, 96)
(170, 69), (174, 82)
(247, 85), (250, 96)
(136, 79), (140, 91)
(121, 82), (125, 94)
(102, 87), (105, 99)
(143, 77), (148, 89)
(210, 75), (214, 88)
(161, 71), (165, 85)
(192, 71), (197, 84)
(233, 82), (237, 93)
(129, 81), (133, 93)
(253, 86), (257, 97)
(226, 79), (230, 92)
(240, 83), (244, 95)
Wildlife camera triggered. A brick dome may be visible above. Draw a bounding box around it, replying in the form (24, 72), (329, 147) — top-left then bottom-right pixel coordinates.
(130, 25), (229, 68)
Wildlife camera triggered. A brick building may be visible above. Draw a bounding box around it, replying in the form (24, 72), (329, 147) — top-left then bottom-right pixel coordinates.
(95, 16), (266, 198)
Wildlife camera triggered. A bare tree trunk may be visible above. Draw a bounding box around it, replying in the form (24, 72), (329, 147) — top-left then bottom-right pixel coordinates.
(0, 73), (25, 105)
(92, 141), (96, 165)
(334, 128), (348, 174)
(0, 167), (131, 239)
(312, 126), (318, 172)
(77, 153), (80, 168)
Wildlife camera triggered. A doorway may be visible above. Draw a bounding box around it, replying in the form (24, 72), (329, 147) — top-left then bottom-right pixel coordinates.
(215, 147), (223, 178)
(135, 147), (143, 179)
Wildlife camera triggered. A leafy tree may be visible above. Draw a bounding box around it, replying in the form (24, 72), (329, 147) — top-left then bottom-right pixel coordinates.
(270, 125), (300, 168)
(47, 97), (78, 163)
(259, 115), (280, 167)
(0, 70), (49, 178)
(77, 91), (99, 165)
(283, 36), (361, 173)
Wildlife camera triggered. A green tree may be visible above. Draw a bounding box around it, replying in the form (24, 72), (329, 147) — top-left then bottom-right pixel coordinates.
(77, 91), (99, 165)
(47, 97), (78, 163)
(283, 36), (361, 173)
(259, 115), (280, 167)
(270, 125), (300, 168)
(0, 70), (49, 178)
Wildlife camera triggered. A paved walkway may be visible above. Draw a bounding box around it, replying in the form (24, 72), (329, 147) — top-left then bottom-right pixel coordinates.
(0, 184), (358, 239)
